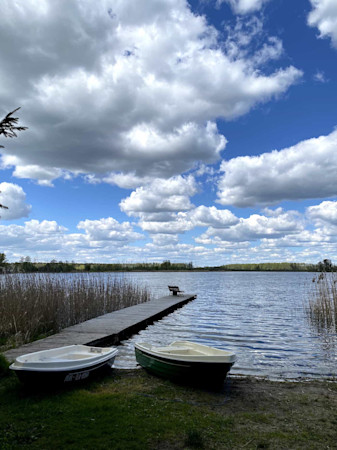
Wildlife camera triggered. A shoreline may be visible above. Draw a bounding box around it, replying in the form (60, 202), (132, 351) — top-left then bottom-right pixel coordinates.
(115, 367), (337, 383)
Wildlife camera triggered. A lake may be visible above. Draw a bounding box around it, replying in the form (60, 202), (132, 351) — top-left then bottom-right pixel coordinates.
(110, 271), (337, 380)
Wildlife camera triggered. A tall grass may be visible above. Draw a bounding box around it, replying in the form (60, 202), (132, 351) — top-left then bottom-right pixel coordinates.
(307, 272), (337, 332)
(0, 273), (151, 349)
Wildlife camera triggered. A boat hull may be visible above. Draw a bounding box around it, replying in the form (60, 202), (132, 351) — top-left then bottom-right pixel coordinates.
(135, 347), (234, 384)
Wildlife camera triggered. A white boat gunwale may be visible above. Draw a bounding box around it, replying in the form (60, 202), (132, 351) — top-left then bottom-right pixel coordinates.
(10, 345), (118, 373)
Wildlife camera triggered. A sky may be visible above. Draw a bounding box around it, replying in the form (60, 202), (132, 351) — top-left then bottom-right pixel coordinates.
(1, 0), (337, 266)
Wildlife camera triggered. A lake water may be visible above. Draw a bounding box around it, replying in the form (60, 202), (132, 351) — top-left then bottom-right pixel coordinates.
(109, 271), (337, 380)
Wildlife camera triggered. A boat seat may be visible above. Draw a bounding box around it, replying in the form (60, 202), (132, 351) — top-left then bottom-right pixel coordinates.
(155, 346), (204, 355)
(39, 353), (92, 361)
(155, 346), (191, 353)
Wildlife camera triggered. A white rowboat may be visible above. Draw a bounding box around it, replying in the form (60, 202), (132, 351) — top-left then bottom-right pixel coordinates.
(10, 344), (118, 385)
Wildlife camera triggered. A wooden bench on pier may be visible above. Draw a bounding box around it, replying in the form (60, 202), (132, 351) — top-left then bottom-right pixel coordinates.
(168, 285), (184, 296)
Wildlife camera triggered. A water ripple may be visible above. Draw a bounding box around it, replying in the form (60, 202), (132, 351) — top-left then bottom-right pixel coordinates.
(112, 272), (337, 379)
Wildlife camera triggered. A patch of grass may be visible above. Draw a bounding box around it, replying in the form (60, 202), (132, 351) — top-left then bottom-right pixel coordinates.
(184, 429), (205, 448)
(0, 354), (10, 377)
(0, 273), (151, 350)
(0, 370), (336, 449)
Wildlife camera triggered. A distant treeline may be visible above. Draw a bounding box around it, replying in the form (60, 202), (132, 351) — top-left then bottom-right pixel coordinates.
(0, 258), (195, 273)
(0, 254), (335, 273)
(201, 259), (335, 272)
(204, 262), (321, 272)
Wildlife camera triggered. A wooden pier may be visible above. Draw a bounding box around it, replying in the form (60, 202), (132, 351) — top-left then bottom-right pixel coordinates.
(4, 293), (197, 362)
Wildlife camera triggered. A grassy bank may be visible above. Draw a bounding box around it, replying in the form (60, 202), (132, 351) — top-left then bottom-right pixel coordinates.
(0, 366), (336, 449)
(0, 274), (151, 351)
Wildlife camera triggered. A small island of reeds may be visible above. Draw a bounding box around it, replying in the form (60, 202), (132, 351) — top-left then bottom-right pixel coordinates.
(307, 272), (337, 333)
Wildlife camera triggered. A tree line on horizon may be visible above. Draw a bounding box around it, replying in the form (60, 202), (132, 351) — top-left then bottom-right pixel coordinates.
(0, 254), (335, 273)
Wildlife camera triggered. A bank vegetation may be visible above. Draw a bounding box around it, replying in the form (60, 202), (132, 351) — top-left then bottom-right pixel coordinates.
(307, 272), (337, 332)
(0, 273), (151, 351)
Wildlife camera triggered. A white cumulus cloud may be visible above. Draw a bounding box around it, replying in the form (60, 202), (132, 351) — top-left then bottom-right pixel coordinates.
(307, 200), (337, 226)
(137, 205), (239, 235)
(0, 182), (31, 220)
(217, 0), (270, 14)
(217, 129), (337, 207)
(77, 217), (144, 244)
(308, 0), (337, 48)
(0, 217), (144, 262)
(306, 200), (337, 238)
(190, 205), (239, 228)
(0, 0), (301, 185)
(196, 209), (303, 244)
(120, 176), (198, 216)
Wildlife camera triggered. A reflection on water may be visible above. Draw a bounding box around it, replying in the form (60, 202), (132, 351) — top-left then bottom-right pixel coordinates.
(109, 271), (337, 380)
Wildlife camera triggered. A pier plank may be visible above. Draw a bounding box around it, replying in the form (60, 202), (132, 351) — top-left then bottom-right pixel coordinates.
(4, 293), (196, 362)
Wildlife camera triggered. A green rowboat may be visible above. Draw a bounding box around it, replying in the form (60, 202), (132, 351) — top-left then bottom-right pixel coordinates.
(134, 341), (236, 384)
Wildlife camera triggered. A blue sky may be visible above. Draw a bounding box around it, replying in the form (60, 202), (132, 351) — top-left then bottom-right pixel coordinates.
(1, 0), (337, 266)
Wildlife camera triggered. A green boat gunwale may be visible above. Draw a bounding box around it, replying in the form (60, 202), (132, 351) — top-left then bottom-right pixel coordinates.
(134, 341), (237, 364)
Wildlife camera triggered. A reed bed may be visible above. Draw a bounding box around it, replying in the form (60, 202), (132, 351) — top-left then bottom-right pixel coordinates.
(0, 273), (151, 349)
(307, 272), (337, 332)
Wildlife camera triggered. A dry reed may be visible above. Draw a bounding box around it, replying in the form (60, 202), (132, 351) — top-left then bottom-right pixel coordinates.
(307, 272), (337, 332)
(0, 273), (151, 349)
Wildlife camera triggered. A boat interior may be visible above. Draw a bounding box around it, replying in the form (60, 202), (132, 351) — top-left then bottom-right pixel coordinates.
(18, 346), (110, 363)
(146, 341), (235, 357)
(155, 346), (207, 356)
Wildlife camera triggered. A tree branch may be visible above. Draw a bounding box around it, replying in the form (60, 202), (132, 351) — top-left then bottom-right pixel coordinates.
(0, 107), (28, 209)
(0, 107), (28, 148)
